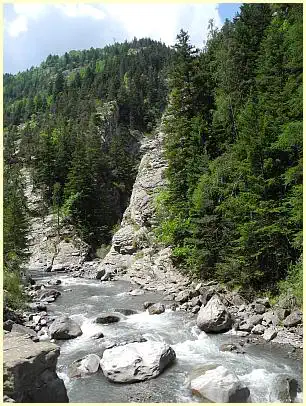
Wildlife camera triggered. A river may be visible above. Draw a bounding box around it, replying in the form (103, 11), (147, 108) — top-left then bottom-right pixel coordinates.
(34, 273), (303, 403)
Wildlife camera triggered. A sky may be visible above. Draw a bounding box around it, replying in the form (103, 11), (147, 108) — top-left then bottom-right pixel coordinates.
(4, 3), (241, 74)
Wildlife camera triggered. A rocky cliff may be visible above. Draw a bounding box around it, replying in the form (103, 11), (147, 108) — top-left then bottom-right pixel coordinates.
(90, 128), (191, 290)
(22, 168), (89, 274)
(3, 332), (68, 402)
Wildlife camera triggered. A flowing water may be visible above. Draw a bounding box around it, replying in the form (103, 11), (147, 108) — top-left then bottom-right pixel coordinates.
(34, 273), (303, 403)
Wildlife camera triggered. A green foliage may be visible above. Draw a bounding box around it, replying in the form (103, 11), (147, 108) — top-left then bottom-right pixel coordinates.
(157, 4), (302, 299)
(4, 38), (173, 250)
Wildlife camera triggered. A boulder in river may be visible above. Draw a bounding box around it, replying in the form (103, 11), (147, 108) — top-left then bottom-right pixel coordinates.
(271, 375), (299, 402)
(100, 340), (176, 383)
(49, 315), (82, 339)
(68, 354), (101, 378)
(39, 289), (61, 302)
(148, 303), (165, 315)
(3, 332), (68, 402)
(197, 295), (232, 333)
(190, 365), (250, 403)
(95, 312), (121, 324)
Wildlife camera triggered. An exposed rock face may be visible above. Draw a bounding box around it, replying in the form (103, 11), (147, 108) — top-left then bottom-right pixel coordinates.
(88, 130), (191, 294)
(197, 295), (232, 333)
(49, 315), (82, 340)
(100, 340), (176, 383)
(3, 332), (68, 402)
(21, 168), (89, 273)
(190, 365), (250, 403)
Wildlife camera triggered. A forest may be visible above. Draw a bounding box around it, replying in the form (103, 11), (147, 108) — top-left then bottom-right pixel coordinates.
(3, 3), (302, 308)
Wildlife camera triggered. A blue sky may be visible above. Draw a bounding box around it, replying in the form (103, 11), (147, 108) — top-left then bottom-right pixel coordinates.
(4, 3), (241, 74)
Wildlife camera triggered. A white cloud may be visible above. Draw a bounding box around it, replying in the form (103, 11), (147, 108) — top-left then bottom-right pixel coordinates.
(7, 15), (28, 38)
(13, 4), (48, 20)
(101, 3), (222, 47)
(55, 4), (106, 20)
(5, 2), (222, 45)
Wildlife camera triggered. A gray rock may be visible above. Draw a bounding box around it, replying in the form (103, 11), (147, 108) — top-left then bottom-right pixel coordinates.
(3, 332), (68, 402)
(251, 324), (265, 335)
(272, 375), (299, 402)
(11, 324), (37, 339)
(49, 316), (82, 339)
(100, 341), (176, 383)
(114, 308), (138, 316)
(95, 269), (105, 280)
(190, 365), (250, 403)
(238, 321), (253, 332)
(51, 263), (67, 272)
(274, 307), (290, 320)
(253, 303), (266, 314)
(95, 313), (121, 324)
(262, 311), (280, 327)
(283, 311), (302, 327)
(249, 314), (264, 325)
(197, 295), (232, 333)
(148, 303), (165, 315)
(92, 332), (104, 339)
(191, 296), (201, 307)
(28, 303), (47, 312)
(191, 305), (201, 314)
(112, 225), (136, 254)
(219, 343), (245, 354)
(3, 395), (16, 402)
(175, 290), (191, 304)
(129, 289), (144, 296)
(143, 301), (154, 310)
(39, 289), (61, 302)
(263, 327), (277, 342)
(4, 320), (14, 332)
(68, 354), (101, 378)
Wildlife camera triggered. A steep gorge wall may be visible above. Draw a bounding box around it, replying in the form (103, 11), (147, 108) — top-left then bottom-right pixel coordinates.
(91, 127), (190, 290)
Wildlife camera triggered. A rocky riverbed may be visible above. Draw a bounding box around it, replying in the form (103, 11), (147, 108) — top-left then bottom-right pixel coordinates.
(3, 130), (303, 403)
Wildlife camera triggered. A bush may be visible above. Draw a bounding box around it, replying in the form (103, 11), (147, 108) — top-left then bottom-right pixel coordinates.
(3, 267), (26, 310)
(278, 257), (303, 308)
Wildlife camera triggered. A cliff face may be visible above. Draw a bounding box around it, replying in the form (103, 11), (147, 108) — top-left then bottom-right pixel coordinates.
(92, 128), (190, 290)
(3, 332), (68, 402)
(22, 168), (89, 273)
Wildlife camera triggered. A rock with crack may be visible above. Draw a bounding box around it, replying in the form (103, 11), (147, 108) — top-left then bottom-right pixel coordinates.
(197, 295), (233, 333)
(49, 315), (82, 339)
(190, 365), (250, 403)
(100, 340), (176, 383)
(3, 332), (68, 402)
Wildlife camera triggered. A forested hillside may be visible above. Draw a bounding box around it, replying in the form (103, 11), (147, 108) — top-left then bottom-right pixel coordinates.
(3, 38), (173, 306)
(157, 3), (302, 301)
(3, 3), (302, 308)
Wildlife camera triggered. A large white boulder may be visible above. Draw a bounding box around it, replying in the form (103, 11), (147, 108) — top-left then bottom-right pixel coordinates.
(197, 295), (232, 333)
(100, 340), (176, 383)
(190, 365), (250, 403)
